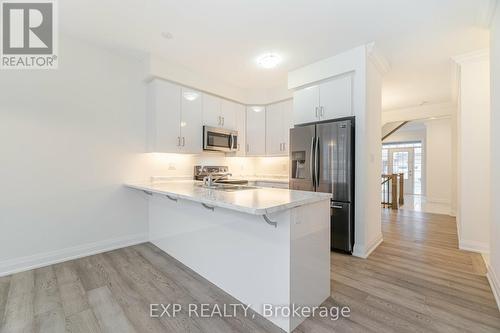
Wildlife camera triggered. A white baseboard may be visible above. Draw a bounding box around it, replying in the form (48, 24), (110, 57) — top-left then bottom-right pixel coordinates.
(486, 262), (500, 312)
(353, 233), (383, 259)
(0, 233), (148, 277)
(458, 238), (490, 254)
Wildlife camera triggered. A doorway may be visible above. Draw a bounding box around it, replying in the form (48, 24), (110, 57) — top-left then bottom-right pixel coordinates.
(382, 142), (422, 195)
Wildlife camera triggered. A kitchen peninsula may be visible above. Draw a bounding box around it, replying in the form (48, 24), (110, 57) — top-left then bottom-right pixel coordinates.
(126, 180), (331, 332)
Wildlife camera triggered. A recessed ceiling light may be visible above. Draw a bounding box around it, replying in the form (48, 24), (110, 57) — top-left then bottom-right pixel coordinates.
(183, 91), (199, 101)
(256, 53), (282, 69)
(161, 32), (173, 40)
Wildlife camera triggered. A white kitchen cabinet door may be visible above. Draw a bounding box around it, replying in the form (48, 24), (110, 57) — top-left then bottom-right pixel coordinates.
(266, 103), (284, 156)
(220, 99), (236, 129)
(246, 106), (266, 156)
(234, 104), (246, 156)
(147, 79), (181, 152)
(180, 88), (203, 153)
(282, 99), (294, 154)
(319, 74), (353, 120)
(202, 93), (222, 127)
(293, 85), (320, 125)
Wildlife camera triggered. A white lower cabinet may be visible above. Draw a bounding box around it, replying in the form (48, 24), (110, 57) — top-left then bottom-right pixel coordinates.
(147, 79), (202, 153)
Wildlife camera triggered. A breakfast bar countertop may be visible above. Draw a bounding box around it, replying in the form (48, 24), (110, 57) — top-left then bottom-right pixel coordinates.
(125, 180), (331, 215)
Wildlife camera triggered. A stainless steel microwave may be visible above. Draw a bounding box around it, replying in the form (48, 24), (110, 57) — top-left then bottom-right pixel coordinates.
(203, 126), (238, 152)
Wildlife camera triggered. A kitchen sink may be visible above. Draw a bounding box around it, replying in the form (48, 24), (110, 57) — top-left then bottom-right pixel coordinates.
(196, 183), (259, 191)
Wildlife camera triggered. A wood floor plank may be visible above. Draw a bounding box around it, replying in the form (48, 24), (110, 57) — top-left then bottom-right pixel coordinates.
(1, 209), (500, 333)
(87, 287), (136, 333)
(0, 276), (11, 324)
(1, 271), (35, 333)
(54, 262), (89, 317)
(66, 309), (102, 333)
(33, 266), (61, 316)
(33, 307), (65, 333)
(88, 254), (166, 333)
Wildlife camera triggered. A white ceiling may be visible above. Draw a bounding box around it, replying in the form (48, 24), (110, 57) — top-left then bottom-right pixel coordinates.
(60, 0), (490, 109)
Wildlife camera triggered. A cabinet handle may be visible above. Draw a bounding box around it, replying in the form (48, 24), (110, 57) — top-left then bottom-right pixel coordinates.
(182, 137), (185, 146)
(237, 143), (240, 151)
(222, 117), (225, 126)
(218, 116), (221, 125)
(177, 137), (180, 146)
(320, 106), (324, 117)
(315, 106), (319, 118)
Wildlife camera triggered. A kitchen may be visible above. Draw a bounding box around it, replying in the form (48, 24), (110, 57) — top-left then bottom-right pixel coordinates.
(2, 1), (498, 333)
(123, 56), (363, 331)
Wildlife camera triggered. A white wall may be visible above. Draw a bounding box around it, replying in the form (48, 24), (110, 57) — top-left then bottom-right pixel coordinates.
(425, 119), (453, 206)
(488, 2), (500, 310)
(0, 37), (150, 276)
(454, 50), (490, 254)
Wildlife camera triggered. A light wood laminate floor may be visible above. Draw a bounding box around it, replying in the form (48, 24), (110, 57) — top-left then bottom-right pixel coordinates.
(1, 210), (499, 333)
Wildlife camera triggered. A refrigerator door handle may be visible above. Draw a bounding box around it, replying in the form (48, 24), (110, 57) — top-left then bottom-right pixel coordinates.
(315, 136), (320, 188)
(310, 137), (316, 189)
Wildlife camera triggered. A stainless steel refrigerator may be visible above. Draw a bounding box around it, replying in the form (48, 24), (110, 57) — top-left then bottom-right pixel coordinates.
(289, 118), (355, 253)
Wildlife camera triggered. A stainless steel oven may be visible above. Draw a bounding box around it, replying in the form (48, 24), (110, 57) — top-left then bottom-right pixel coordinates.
(203, 126), (238, 152)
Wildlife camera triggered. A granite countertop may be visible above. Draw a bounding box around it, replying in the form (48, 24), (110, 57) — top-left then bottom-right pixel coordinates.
(125, 180), (330, 215)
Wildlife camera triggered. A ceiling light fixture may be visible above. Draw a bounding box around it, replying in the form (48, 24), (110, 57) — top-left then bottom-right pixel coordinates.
(256, 53), (282, 69)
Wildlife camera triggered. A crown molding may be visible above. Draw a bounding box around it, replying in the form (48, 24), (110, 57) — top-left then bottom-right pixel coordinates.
(366, 42), (391, 75)
(452, 49), (490, 64)
(477, 0), (498, 28)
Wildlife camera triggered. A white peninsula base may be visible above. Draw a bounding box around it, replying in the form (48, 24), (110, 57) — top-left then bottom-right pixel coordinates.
(148, 195), (330, 332)
(126, 181), (332, 332)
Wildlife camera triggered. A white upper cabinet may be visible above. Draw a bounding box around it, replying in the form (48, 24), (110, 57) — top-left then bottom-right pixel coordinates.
(180, 88), (203, 153)
(233, 103), (246, 156)
(246, 106), (266, 156)
(147, 79), (202, 154)
(265, 100), (293, 156)
(266, 103), (283, 156)
(293, 85), (320, 125)
(147, 80), (181, 153)
(220, 99), (237, 130)
(282, 99), (293, 153)
(293, 74), (353, 125)
(202, 93), (222, 127)
(203, 94), (236, 129)
(319, 74), (352, 120)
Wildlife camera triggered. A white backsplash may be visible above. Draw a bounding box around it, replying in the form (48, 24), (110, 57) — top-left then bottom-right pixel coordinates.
(144, 152), (289, 180)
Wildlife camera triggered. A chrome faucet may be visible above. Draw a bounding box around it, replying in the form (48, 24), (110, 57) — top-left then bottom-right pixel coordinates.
(203, 172), (232, 187)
